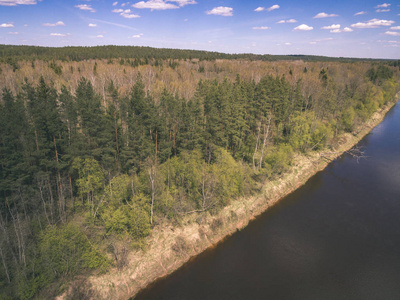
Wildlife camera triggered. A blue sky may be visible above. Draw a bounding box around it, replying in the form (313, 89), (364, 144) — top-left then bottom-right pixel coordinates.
(0, 0), (399, 59)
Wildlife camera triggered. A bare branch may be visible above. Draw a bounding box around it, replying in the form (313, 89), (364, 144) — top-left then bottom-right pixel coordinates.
(320, 146), (367, 163)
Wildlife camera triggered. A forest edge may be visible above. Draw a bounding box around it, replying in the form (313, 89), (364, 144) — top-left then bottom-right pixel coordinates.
(59, 92), (399, 300)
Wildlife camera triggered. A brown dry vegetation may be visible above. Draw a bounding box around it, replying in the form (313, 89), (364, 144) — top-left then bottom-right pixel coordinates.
(69, 98), (396, 300)
(0, 58), (373, 103)
(1, 53), (399, 300)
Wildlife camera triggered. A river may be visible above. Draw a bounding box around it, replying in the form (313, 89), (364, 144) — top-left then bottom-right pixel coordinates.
(135, 99), (400, 300)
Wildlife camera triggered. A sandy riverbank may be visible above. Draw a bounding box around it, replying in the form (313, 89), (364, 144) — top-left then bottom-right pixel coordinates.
(70, 98), (397, 300)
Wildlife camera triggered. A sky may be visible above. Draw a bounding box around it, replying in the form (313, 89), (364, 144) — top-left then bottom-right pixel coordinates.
(0, 0), (399, 59)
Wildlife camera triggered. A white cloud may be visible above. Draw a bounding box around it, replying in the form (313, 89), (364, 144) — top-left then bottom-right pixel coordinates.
(121, 12), (140, 18)
(206, 6), (233, 17)
(0, 22), (14, 28)
(89, 18), (136, 30)
(294, 24), (313, 31)
(375, 3), (391, 8)
(385, 31), (400, 36)
(50, 33), (71, 37)
(88, 23), (97, 27)
(8, 31), (18, 34)
(132, 0), (179, 10)
(277, 19), (297, 24)
(252, 26), (270, 30)
(310, 38), (334, 45)
(75, 4), (96, 12)
(313, 12), (339, 18)
(267, 4), (279, 12)
(284, 42), (291, 45)
(330, 27), (353, 33)
(0, 0), (36, 6)
(390, 26), (400, 30)
(321, 24), (340, 30)
(113, 8), (140, 18)
(112, 1), (118, 5)
(354, 11), (366, 16)
(376, 9), (390, 12)
(42, 21), (65, 27)
(169, 0), (196, 6)
(351, 18), (394, 28)
(255, 5), (279, 12)
(97, 35), (104, 38)
(131, 33), (143, 38)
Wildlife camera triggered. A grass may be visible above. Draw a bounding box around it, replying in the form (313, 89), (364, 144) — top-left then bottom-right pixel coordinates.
(59, 100), (397, 300)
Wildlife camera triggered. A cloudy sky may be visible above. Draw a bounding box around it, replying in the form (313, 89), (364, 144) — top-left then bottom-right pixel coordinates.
(0, 0), (399, 59)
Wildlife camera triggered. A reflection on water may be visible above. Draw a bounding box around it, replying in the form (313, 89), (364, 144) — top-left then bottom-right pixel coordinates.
(135, 100), (400, 300)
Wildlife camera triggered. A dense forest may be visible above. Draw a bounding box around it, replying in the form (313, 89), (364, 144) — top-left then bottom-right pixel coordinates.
(0, 45), (399, 299)
(1, 44), (393, 64)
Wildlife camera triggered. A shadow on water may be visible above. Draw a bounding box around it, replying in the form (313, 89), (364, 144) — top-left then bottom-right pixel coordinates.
(135, 100), (400, 300)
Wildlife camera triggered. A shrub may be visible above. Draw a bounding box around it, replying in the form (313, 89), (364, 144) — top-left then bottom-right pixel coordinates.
(171, 236), (189, 256)
(264, 144), (293, 176)
(210, 217), (224, 232)
(39, 224), (109, 281)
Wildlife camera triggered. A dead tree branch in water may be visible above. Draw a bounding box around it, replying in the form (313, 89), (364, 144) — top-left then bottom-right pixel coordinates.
(320, 146), (367, 163)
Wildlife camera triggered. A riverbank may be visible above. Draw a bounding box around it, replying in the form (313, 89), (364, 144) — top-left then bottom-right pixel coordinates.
(74, 98), (398, 300)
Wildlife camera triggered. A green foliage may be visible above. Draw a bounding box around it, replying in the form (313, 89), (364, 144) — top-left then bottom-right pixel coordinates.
(39, 224), (109, 277)
(106, 174), (131, 206)
(310, 121), (333, 151)
(213, 148), (247, 206)
(366, 65), (393, 84)
(72, 157), (104, 201)
(287, 111), (314, 152)
(17, 276), (43, 300)
(99, 174), (151, 240)
(264, 144), (293, 175)
(0, 44), (389, 63)
(49, 61), (62, 75)
(342, 107), (356, 132)
(0, 52), (399, 299)
(102, 202), (150, 239)
(287, 111), (333, 152)
(163, 150), (202, 211)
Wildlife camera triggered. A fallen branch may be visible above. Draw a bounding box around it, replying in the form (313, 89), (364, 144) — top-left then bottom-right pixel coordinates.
(320, 146), (367, 163)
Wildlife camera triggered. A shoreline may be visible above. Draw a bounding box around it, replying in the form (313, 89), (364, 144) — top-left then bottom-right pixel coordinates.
(81, 98), (398, 300)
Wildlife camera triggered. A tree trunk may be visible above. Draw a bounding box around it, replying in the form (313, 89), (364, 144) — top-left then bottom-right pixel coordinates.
(54, 136), (65, 223)
(114, 111), (120, 166)
(149, 166), (155, 225)
(259, 115), (272, 170)
(252, 121), (261, 170)
(0, 246), (10, 283)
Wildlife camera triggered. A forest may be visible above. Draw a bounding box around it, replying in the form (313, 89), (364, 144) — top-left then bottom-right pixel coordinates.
(0, 45), (399, 299)
(0, 44), (389, 64)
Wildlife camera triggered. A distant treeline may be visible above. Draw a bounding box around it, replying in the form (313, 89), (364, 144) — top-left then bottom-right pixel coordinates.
(0, 44), (394, 64)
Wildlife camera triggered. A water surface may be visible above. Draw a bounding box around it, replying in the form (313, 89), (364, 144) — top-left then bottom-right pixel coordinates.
(135, 99), (400, 300)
